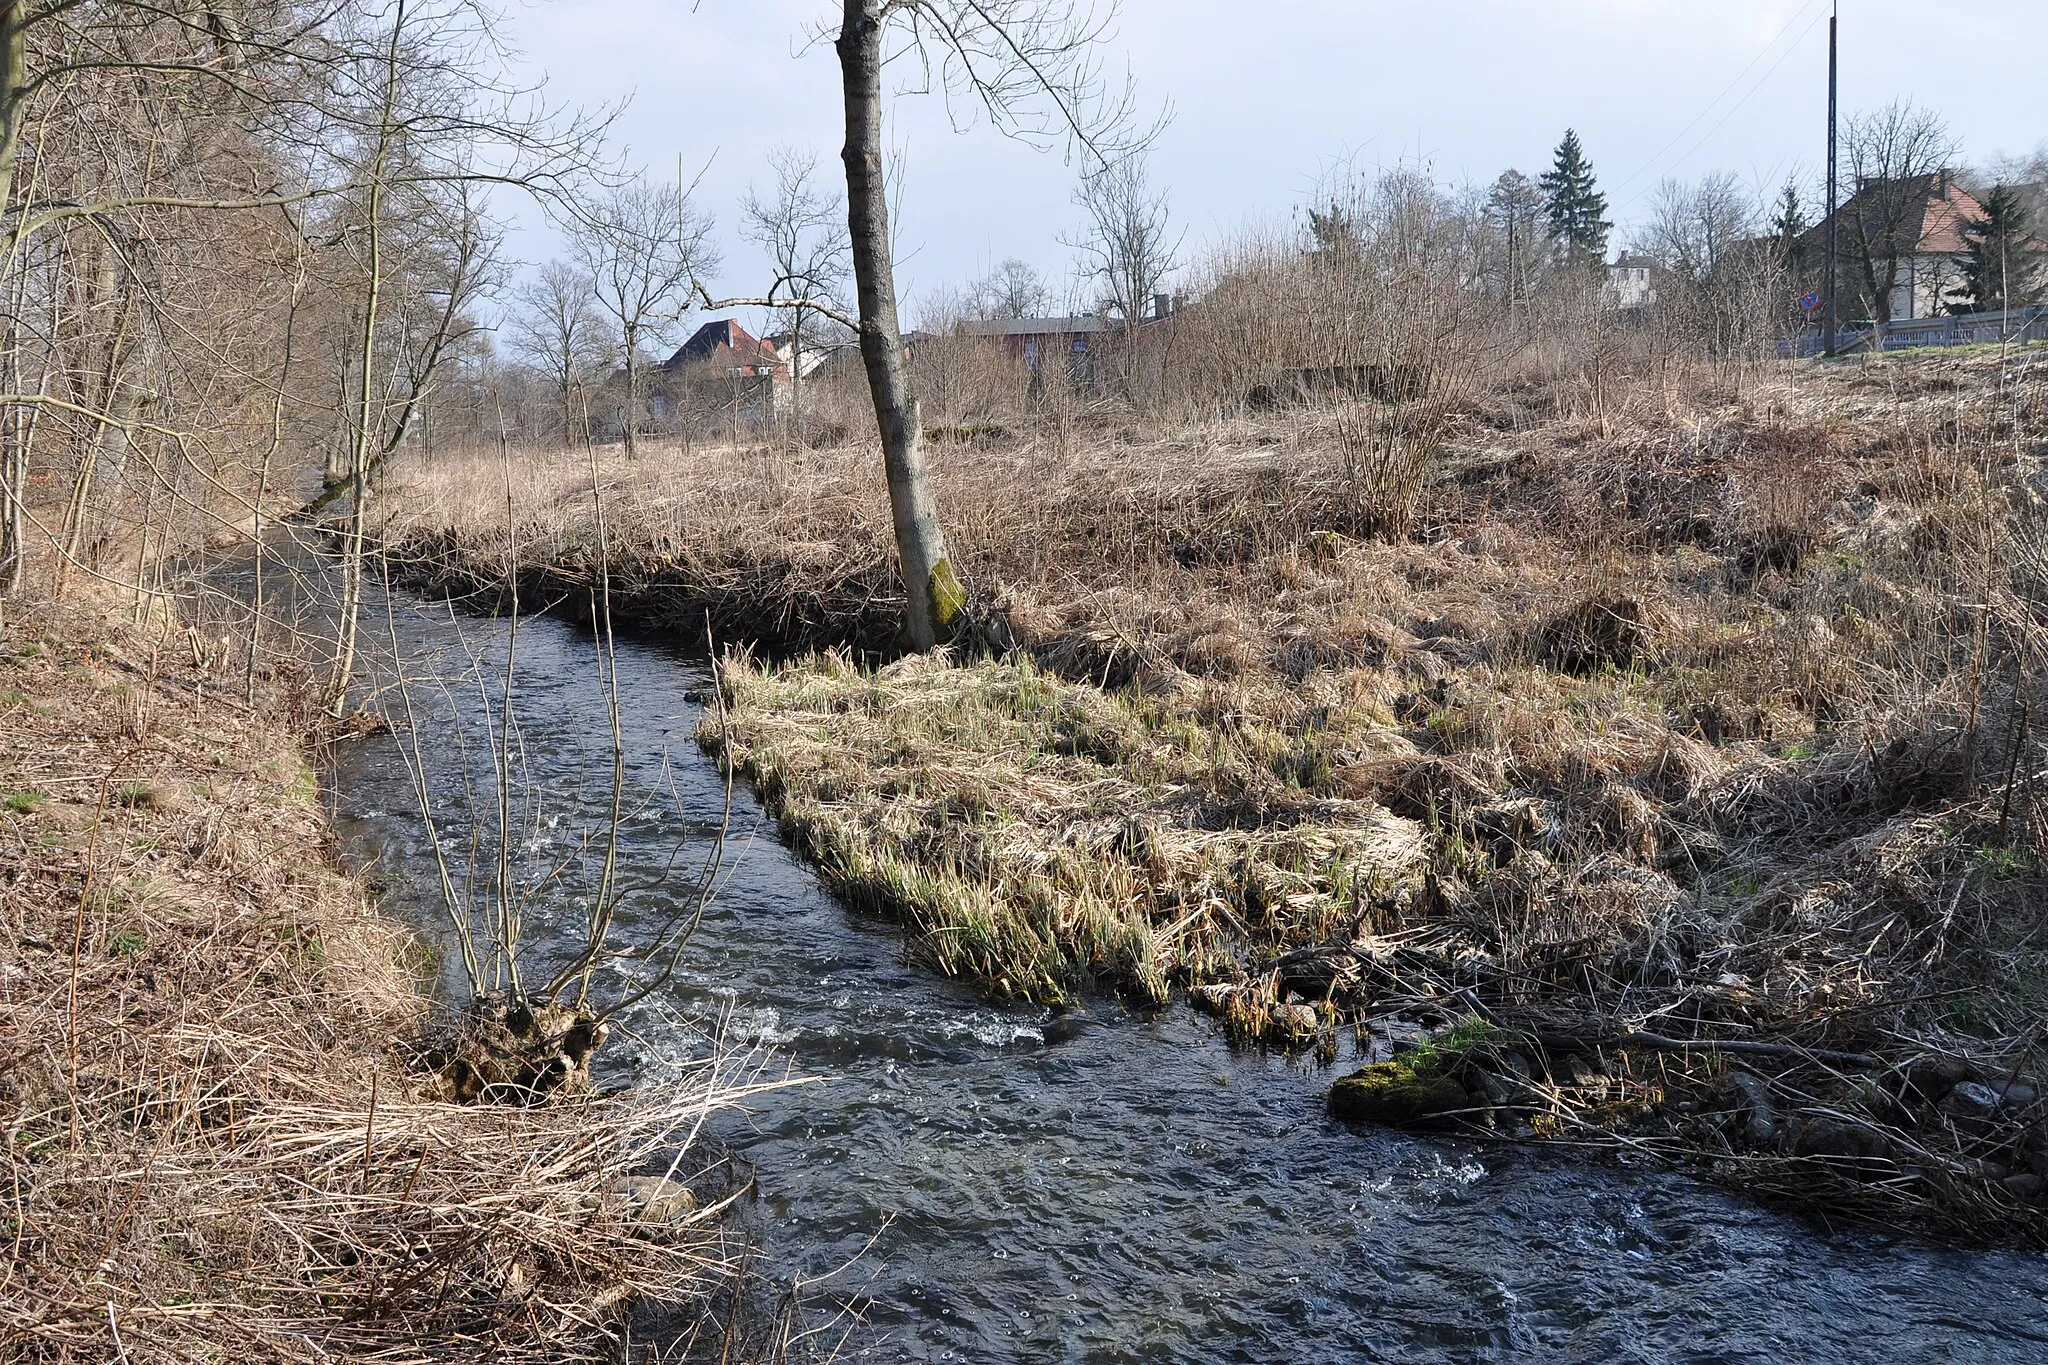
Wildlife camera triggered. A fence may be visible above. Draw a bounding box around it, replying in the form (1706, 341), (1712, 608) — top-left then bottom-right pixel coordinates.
(1788, 306), (2048, 357)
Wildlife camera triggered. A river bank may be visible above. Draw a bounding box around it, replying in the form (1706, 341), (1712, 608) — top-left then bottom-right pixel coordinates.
(0, 598), (739, 1361)
(320, 595), (2048, 1362)
(366, 348), (2048, 1241)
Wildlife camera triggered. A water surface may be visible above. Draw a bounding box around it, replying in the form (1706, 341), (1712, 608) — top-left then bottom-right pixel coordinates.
(320, 590), (2048, 1363)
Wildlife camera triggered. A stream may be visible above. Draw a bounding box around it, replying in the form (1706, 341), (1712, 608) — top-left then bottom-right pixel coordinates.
(315, 589), (2048, 1363)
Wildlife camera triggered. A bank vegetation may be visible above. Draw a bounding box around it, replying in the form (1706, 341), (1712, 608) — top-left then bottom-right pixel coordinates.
(368, 184), (2048, 1239)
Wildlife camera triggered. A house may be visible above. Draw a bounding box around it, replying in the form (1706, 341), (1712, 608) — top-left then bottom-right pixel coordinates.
(957, 314), (1114, 377)
(661, 319), (787, 381)
(1803, 171), (1986, 323)
(653, 319), (789, 425)
(1606, 252), (1657, 310)
(762, 330), (838, 382)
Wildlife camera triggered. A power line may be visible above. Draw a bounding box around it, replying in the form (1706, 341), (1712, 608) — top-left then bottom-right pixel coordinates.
(1663, 12), (1832, 190)
(1611, 5), (1833, 220)
(1608, 0), (1827, 200)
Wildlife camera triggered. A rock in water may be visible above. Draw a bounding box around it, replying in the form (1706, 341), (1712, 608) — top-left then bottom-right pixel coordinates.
(1328, 1062), (1470, 1128)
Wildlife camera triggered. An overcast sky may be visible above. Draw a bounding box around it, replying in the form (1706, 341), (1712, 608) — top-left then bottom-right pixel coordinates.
(490, 0), (2048, 325)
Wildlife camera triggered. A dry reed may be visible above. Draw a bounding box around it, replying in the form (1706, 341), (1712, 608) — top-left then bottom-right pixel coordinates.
(0, 602), (763, 1361)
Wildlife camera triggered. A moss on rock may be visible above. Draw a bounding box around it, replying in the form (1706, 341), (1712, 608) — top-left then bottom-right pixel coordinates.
(1328, 1061), (1472, 1128)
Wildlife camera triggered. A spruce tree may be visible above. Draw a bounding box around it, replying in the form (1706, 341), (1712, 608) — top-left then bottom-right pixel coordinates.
(1306, 201), (1361, 265)
(1539, 129), (1612, 268)
(1772, 180), (1811, 275)
(1956, 186), (2043, 313)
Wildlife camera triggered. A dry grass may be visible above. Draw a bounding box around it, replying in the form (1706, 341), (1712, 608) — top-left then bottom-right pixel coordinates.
(373, 345), (2048, 1240)
(704, 649), (1422, 1018)
(0, 603), (759, 1362)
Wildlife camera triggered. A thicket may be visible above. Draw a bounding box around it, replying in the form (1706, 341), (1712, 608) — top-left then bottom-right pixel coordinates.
(0, 7), (785, 1357)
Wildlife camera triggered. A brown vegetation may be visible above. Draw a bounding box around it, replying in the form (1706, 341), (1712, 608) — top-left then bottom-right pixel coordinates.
(0, 602), (751, 1361)
(369, 339), (2048, 1241)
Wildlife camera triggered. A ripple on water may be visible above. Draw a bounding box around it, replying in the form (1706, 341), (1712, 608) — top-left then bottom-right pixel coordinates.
(319, 602), (2048, 1365)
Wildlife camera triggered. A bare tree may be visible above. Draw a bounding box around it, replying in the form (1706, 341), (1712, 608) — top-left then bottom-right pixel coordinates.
(831, 0), (1145, 652)
(323, 13), (511, 713)
(1643, 172), (1754, 280)
(1067, 150), (1180, 334)
(741, 146), (849, 449)
(570, 173), (715, 455)
(507, 257), (611, 444)
(1639, 171), (1790, 358)
(1839, 99), (1960, 334)
(973, 256), (1050, 319)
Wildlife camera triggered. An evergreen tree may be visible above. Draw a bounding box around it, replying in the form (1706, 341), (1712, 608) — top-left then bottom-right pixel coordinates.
(1539, 129), (1612, 267)
(1306, 201), (1362, 264)
(1772, 180), (1811, 275)
(1956, 185), (2043, 313)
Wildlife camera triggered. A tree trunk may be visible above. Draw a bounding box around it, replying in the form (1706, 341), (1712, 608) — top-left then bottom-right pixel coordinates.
(0, 2), (26, 263)
(789, 302), (804, 452)
(837, 0), (962, 652)
(622, 334), (639, 456)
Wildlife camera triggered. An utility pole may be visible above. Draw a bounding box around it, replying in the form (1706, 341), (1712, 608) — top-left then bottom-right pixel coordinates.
(1824, 1), (1840, 357)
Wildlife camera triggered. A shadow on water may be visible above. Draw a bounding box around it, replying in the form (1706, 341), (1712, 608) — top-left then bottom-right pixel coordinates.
(303, 575), (2048, 1364)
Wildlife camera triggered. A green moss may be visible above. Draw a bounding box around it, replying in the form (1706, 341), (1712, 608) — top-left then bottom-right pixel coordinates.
(928, 557), (968, 635)
(1403, 1017), (1507, 1075)
(1328, 1062), (1471, 1127)
(4, 791), (42, 814)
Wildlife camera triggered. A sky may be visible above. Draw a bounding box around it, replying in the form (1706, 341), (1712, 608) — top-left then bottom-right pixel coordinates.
(486, 0), (2048, 327)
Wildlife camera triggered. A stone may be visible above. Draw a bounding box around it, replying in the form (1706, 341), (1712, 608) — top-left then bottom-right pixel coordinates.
(1790, 1118), (1893, 1166)
(613, 1176), (698, 1227)
(1940, 1081), (2001, 1120)
(1846, 1079), (1912, 1127)
(1329, 1062), (1471, 1129)
(1990, 1079), (2038, 1108)
(1904, 1056), (1972, 1102)
(2002, 1173), (2046, 1200)
(1724, 1071), (1779, 1147)
(1474, 1070), (1522, 1109)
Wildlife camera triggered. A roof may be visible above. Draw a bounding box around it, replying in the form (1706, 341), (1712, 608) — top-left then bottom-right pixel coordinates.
(662, 319), (781, 371)
(958, 315), (1112, 338)
(1804, 172), (1986, 257)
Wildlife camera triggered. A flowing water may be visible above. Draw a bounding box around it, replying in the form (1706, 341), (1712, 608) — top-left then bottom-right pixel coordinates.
(317, 591), (2048, 1363)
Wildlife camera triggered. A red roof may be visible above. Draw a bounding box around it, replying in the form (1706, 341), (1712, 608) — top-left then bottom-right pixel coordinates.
(663, 319), (781, 371)
(1808, 172), (1986, 257)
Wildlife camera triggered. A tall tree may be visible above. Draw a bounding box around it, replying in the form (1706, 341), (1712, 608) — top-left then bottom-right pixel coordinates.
(1772, 179), (1810, 272)
(570, 174), (715, 455)
(1486, 168), (1544, 305)
(1539, 129), (1611, 268)
(833, 0), (1142, 652)
(1838, 100), (1958, 332)
(1644, 172), (1752, 283)
(1067, 149), (1180, 333)
(741, 146), (850, 448)
(973, 257), (1051, 319)
(1955, 185), (2043, 314)
(507, 259), (613, 443)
